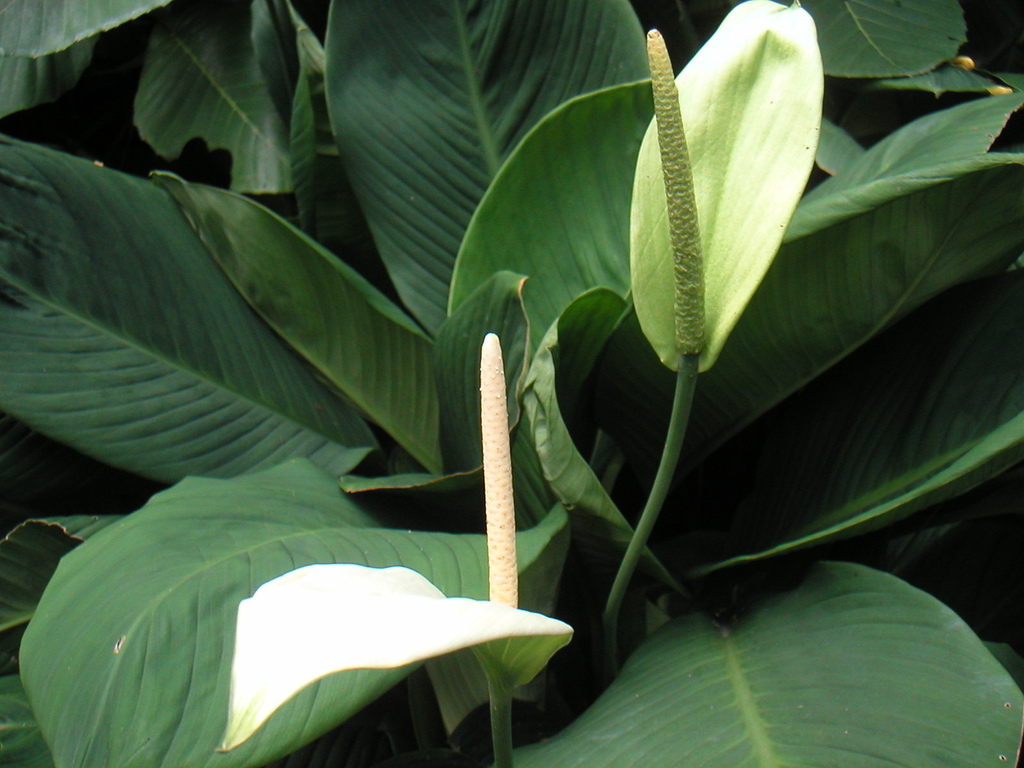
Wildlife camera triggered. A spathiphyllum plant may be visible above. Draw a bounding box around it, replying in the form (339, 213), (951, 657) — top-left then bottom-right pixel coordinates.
(3, 0), (1024, 767)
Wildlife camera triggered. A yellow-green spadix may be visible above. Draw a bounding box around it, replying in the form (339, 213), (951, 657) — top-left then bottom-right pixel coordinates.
(630, 0), (823, 372)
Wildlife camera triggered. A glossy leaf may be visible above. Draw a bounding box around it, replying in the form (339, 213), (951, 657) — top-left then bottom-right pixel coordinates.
(155, 174), (439, 473)
(515, 563), (1023, 768)
(631, 0), (823, 371)
(450, 82), (651, 344)
(716, 272), (1024, 569)
(134, 2), (292, 193)
(20, 460), (568, 768)
(0, 0), (173, 56)
(799, 0), (965, 77)
(324, 0), (648, 332)
(222, 564), (571, 750)
(0, 137), (375, 482)
(0, 35), (96, 118)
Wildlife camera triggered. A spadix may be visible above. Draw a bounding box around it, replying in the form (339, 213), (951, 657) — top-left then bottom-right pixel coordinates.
(631, 0), (824, 371)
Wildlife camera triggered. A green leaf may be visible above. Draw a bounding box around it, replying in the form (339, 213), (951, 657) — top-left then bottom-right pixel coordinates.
(799, 0), (965, 77)
(815, 117), (864, 177)
(0, 137), (376, 482)
(222, 564), (571, 750)
(791, 92), (1024, 240)
(0, 520), (77, 633)
(20, 460), (568, 768)
(631, 0), (823, 371)
(0, 0), (173, 57)
(324, 0), (648, 333)
(875, 65), (1001, 95)
(434, 272), (529, 473)
(687, 161), (1024, 469)
(604, 136), (1024, 488)
(0, 674), (54, 768)
(893, 515), (1024, 647)
(0, 35), (96, 119)
(450, 82), (651, 344)
(716, 272), (1024, 569)
(522, 289), (676, 588)
(0, 412), (152, 507)
(134, 2), (292, 193)
(155, 174), (439, 473)
(515, 562), (1023, 768)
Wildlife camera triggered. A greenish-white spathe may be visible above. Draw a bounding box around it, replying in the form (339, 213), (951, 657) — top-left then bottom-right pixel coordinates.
(221, 564), (571, 750)
(630, 0), (823, 371)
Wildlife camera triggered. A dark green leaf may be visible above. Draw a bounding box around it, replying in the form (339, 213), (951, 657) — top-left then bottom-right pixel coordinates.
(792, 93), (1024, 239)
(875, 65), (1001, 95)
(800, 0), (965, 77)
(0, 412), (154, 507)
(515, 563), (1023, 768)
(20, 460), (568, 768)
(718, 272), (1024, 569)
(892, 513), (1024, 646)
(0, 36), (96, 119)
(0, 520), (77, 633)
(134, 2), (292, 193)
(155, 174), (439, 473)
(0, 137), (376, 482)
(0, 674), (54, 768)
(434, 272), (528, 473)
(523, 289), (675, 587)
(606, 161), (1024, 486)
(324, 0), (648, 332)
(0, 0), (173, 57)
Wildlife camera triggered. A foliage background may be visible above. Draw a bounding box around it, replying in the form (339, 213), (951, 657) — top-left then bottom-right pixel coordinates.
(2, 0), (1024, 766)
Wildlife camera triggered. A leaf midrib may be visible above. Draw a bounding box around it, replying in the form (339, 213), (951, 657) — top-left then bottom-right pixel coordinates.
(452, 2), (500, 178)
(723, 636), (781, 768)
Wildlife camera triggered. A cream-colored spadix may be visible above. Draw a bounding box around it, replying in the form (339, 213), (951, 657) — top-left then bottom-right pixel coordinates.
(221, 564), (572, 751)
(631, 0), (823, 371)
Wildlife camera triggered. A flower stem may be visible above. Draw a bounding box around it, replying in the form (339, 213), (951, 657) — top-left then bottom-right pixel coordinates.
(602, 353), (699, 679)
(488, 678), (515, 768)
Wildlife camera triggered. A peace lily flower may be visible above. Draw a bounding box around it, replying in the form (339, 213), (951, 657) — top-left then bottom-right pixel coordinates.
(631, 0), (824, 372)
(220, 333), (572, 752)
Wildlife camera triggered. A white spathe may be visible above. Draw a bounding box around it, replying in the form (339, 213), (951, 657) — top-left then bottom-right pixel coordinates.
(630, 0), (824, 371)
(221, 564), (572, 750)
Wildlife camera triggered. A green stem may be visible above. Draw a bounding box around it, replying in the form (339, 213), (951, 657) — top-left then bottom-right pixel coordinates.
(602, 353), (699, 680)
(488, 678), (515, 768)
